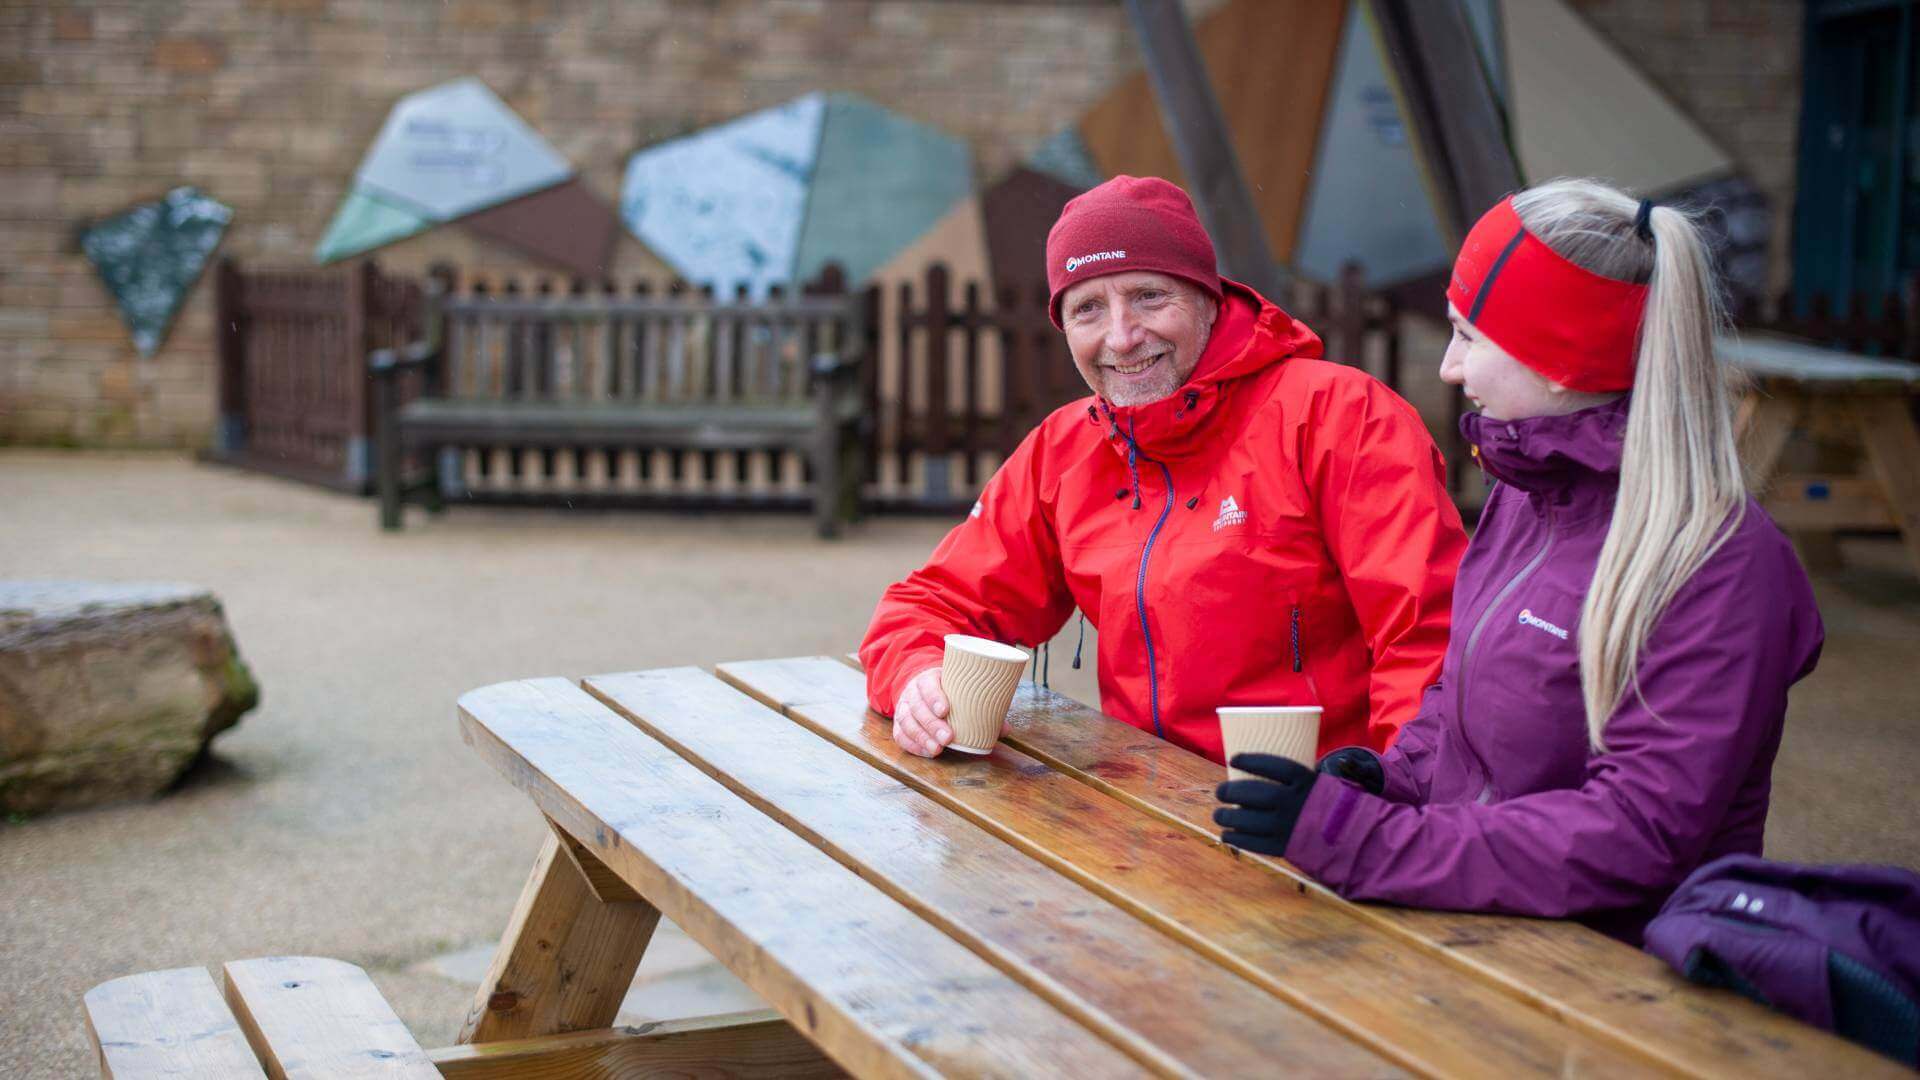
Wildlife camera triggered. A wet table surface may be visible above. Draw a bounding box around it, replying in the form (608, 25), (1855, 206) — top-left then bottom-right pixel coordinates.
(452, 655), (1903, 1078)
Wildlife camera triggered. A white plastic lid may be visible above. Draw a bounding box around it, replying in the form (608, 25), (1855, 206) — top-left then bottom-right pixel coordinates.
(943, 634), (1030, 663)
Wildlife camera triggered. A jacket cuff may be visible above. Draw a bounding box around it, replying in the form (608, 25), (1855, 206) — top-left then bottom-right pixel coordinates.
(1285, 774), (1372, 880)
(884, 650), (945, 715)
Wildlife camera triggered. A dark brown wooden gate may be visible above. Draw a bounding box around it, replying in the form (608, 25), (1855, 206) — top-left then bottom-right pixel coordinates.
(209, 258), (427, 491)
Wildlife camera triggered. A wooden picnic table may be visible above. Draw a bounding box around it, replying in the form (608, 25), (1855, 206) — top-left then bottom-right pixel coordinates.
(1723, 331), (1920, 576)
(451, 656), (1904, 1078)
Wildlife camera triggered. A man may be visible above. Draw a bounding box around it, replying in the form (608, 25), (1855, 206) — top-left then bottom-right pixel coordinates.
(860, 175), (1466, 762)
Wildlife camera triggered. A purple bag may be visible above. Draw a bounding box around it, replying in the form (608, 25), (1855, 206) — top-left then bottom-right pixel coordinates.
(1643, 854), (1920, 1065)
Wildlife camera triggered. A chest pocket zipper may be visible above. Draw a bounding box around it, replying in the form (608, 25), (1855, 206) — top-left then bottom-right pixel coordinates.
(1290, 605), (1303, 673)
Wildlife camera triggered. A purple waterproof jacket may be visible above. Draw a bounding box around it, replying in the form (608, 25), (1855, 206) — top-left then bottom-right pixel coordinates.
(1643, 855), (1920, 1063)
(1285, 397), (1825, 942)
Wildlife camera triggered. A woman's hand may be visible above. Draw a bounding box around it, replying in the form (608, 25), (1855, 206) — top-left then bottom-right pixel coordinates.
(1317, 746), (1386, 795)
(1214, 753), (1320, 856)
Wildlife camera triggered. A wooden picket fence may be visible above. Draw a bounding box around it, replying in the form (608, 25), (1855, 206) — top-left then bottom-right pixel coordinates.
(871, 262), (1403, 511)
(1736, 281), (1920, 362)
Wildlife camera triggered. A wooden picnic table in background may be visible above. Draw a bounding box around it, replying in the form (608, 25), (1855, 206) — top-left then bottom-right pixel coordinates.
(444, 654), (1905, 1078)
(1725, 331), (1920, 576)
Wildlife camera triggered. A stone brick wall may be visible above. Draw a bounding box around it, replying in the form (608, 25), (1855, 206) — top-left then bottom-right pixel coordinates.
(0, 0), (1159, 448)
(1, 0), (1801, 449)
(1568, 0), (1803, 296)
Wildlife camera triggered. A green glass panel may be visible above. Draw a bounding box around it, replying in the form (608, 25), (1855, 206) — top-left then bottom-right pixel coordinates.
(793, 93), (973, 284)
(313, 189), (433, 263)
(80, 187), (232, 357)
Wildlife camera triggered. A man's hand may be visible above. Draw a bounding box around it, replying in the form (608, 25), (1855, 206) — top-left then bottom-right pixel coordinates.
(891, 666), (952, 757)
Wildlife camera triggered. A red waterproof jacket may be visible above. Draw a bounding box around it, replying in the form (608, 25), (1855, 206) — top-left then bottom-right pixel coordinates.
(860, 281), (1467, 761)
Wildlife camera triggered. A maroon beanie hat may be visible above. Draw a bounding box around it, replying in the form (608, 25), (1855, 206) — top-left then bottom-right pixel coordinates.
(1045, 175), (1223, 328)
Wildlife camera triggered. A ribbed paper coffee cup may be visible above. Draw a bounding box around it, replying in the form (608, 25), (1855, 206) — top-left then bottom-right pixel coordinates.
(941, 634), (1029, 754)
(1217, 706), (1322, 780)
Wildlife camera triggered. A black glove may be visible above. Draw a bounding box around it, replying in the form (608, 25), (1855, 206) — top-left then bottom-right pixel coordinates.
(1213, 753), (1319, 857)
(1316, 746), (1386, 795)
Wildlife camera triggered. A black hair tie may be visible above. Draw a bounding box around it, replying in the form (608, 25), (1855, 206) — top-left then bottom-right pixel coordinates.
(1634, 199), (1655, 242)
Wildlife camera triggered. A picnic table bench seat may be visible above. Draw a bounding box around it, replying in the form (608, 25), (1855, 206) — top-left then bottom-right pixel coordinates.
(83, 956), (834, 1078)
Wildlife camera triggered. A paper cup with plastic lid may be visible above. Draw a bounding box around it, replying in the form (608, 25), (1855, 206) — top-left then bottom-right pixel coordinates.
(940, 634), (1030, 754)
(1217, 706), (1322, 781)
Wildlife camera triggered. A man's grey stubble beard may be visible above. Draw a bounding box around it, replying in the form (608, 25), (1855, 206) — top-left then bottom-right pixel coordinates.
(1103, 306), (1214, 407)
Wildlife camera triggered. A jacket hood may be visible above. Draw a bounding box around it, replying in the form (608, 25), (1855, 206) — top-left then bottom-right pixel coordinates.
(1461, 396), (1628, 515)
(1093, 279), (1323, 462)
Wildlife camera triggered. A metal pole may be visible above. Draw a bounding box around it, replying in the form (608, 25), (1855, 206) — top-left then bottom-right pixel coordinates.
(1123, 0), (1286, 296)
(1366, 0), (1522, 243)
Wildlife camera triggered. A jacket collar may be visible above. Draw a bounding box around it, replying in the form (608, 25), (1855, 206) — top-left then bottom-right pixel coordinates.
(1461, 396), (1628, 519)
(1092, 279), (1323, 462)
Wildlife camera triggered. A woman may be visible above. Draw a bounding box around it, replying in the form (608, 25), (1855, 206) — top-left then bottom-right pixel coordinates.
(1214, 178), (1824, 943)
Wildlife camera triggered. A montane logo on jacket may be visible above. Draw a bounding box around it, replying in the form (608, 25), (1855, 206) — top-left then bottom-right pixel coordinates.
(1517, 608), (1569, 640)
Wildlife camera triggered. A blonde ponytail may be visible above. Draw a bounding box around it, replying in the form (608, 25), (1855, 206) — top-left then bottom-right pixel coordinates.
(1510, 179), (1747, 751)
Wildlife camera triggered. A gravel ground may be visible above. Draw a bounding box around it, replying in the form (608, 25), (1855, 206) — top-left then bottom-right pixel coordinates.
(1, 449), (1913, 1076)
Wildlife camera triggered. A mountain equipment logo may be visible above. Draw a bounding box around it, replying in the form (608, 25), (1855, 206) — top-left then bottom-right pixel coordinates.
(1212, 496), (1247, 532)
(1517, 608), (1569, 640)
(1064, 250), (1127, 273)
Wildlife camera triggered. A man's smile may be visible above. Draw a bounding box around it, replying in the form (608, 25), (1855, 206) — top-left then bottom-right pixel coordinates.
(1106, 351), (1167, 377)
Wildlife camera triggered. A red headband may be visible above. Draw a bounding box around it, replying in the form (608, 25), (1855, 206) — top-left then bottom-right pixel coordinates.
(1446, 197), (1649, 393)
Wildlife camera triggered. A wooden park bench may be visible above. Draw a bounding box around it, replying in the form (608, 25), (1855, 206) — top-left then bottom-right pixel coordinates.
(371, 273), (871, 539)
(84, 655), (1909, 1077)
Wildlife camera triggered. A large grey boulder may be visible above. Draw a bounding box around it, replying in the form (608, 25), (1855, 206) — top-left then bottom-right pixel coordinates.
(0, 582), (259, 814)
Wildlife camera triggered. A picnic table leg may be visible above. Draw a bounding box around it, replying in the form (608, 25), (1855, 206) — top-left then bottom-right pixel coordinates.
(459, 821), (662, 1044)
(814, 425), (840, 541)
(1736, 389), (1800, 494)
(1854, 395), (1920, 578)
(376, 368), (404, 531)
(1741, 391), (1848, 570)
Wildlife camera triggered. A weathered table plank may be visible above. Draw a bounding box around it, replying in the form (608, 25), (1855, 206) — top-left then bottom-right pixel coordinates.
(586, 666), (1402, 1079)
(222, 956), (438, 1079)
(997, 681), (1907, 1076)
(83, 966), (267, 1079)
(1720, 332), (1920, 388)
(790, 656), (1901, 1077)
(719, 658), (1659, 1077)
(458, 676), (1150, 1079)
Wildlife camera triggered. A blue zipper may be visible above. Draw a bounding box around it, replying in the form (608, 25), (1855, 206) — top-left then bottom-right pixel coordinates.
(1136, 460), (1175, 739)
